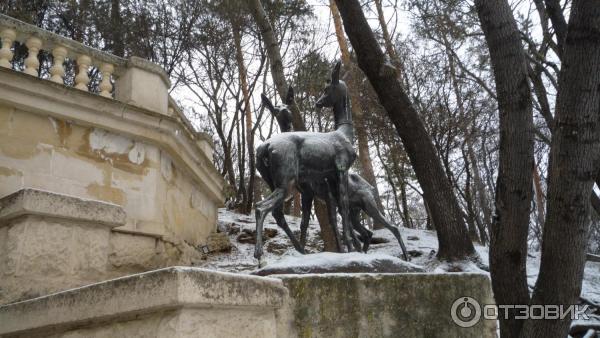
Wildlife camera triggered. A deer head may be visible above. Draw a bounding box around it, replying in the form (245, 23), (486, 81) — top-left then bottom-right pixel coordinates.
(261, 87), (294, 133)
(316, 61), (347, 109)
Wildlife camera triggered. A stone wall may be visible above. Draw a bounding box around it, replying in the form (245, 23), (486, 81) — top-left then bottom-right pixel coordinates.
(0, 267), (497, 338)
(0, 63), (223, 247)
(277, 273), (497, 338)
(0, 103), (216, 244)
(0, 189), (206, 304)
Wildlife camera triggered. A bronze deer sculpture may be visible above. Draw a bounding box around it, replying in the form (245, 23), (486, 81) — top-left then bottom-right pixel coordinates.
(254, 62), (360, 260)
(262, 88), (410, 261)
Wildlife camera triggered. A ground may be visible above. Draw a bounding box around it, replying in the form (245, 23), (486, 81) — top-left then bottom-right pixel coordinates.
(196, 208), (600, 308)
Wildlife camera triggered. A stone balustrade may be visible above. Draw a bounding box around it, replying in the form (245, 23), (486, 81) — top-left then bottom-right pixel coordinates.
(0, 14), (174, 116)
(0, 14), (126, 97)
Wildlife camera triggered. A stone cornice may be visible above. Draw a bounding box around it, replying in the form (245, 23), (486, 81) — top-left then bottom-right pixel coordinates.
(0, 68), (224, 205)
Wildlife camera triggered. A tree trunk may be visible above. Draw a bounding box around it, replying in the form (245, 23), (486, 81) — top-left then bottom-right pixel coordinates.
(373, 0), (405, 82)
(330, 0), (385, 229)
(532, 161), (546, 241)
(521, 2), (600, 337)
(475, 1), (534, 337)
(110, 0), (124, 57)
(334, 0), (476, 261)
(468, 145), (490, 245)
(232, 22), (255, 214)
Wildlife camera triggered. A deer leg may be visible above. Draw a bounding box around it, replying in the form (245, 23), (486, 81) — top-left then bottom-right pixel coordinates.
(338, 170), (361, 252)
(273, 206), (305, 254)
(254, 187), (286, 260)
(364, 201), (410, 261)
(325, 190), (343, 252)
(350, 209), (372, 252)
(299, 192), (313, 249)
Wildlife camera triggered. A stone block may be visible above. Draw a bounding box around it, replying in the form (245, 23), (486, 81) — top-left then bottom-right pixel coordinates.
(0, 267), (288, 337)
(115, 57), (170, 115)
(277, 273), (497, 338)
(0, 189), (126, 304)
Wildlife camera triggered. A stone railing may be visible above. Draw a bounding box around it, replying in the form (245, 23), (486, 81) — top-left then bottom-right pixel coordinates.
(0, 13), (127, 98)
(0, 13), (172, 116)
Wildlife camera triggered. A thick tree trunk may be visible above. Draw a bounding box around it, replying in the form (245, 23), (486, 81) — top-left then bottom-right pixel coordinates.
(475, 1), (534, 337)
(330, 0), (384, 229)
(334, 0), (476, 261)
(249, 0), (338, 249)
(232, 23), (255, 214)
(521, 2), (600, 337)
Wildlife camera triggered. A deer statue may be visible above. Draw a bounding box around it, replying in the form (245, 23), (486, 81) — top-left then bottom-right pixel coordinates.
(262, 88), (410, 261)
(254, 62), (361, 260)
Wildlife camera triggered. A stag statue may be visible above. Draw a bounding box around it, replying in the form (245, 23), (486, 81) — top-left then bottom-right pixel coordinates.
(254, 62), (360, 260)
(262, 88), (410, 261)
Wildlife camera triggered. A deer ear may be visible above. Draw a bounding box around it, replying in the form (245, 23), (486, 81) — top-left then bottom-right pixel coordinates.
(286, 86), (294, 105)
(261, 94), (275, 113)
(332, 61), (341, 84)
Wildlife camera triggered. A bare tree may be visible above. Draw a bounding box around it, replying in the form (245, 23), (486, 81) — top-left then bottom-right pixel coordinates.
(333, 0), (476, 261)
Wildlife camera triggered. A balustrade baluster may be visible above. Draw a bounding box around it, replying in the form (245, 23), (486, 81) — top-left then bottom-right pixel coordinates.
(99, 63), (114, 97)
(0, 28), (16, 68)
(49, 46), (67, 84)
(74, 54), (91, 91)
(24, 36), (42, 76)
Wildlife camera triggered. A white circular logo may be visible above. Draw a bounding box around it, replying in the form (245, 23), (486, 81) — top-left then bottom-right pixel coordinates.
(451, 297), (481, 328)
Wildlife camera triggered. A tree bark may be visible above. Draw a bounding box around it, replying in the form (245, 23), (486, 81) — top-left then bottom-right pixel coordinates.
(330, 0), (385, 229)
(334, 0), (476, 261)
(474, 1), (535, 337)
(521, 2), (600, 337)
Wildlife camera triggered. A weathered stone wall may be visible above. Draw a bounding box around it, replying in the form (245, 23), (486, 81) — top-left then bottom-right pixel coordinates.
(0, 267), (497, 338)
(276, 273), (497, 338)
(0, 104), (216, 243)
(0, 189), (209, 304)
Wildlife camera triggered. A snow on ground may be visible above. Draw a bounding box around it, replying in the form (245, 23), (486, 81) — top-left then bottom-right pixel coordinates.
(196, 208), (600, 305)
(255, 251), (424, 275)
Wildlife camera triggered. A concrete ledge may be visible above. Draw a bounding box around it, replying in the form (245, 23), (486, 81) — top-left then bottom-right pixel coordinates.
(0, 267), (288, 337)
(277, 273), (497, 338)
(0, 189), (126, 227)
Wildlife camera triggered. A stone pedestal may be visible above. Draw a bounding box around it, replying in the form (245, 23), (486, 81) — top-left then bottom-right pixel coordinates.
(277, 273), (497, 338)
(0, 189), (125, 304)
